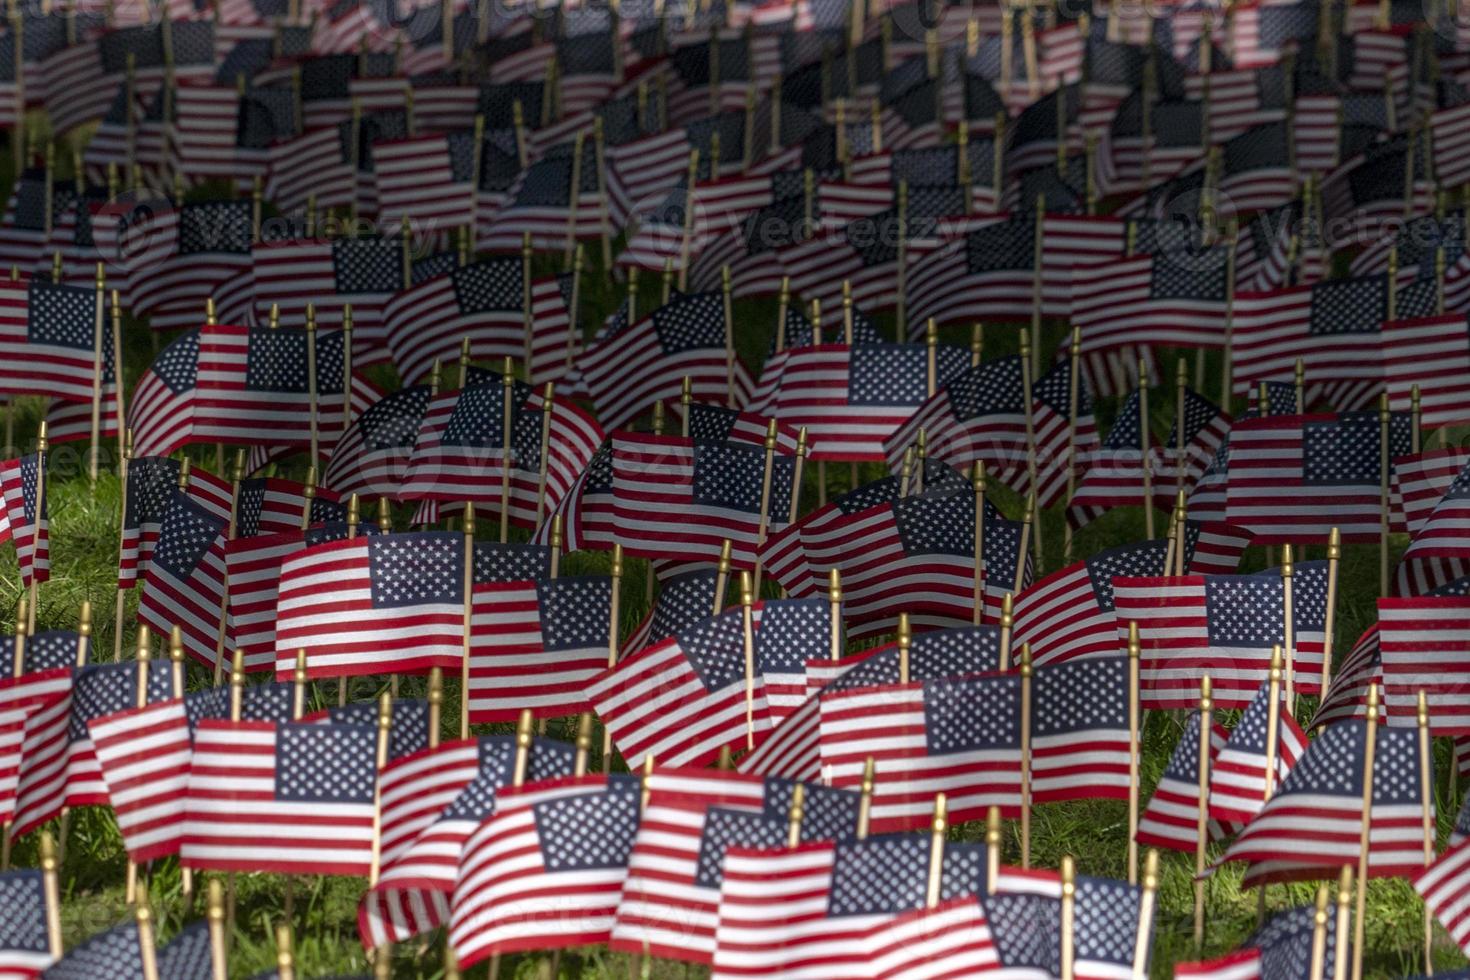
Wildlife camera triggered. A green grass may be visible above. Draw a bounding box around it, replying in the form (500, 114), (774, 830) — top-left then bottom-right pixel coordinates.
(1, 157), (1463, 978)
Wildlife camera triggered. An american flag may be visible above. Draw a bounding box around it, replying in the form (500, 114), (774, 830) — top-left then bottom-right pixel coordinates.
(1383, 313), (1470, 431)
(183, 717), (378, 875)
(1225, 411), (1413, 543)
(610, 769), (861, 963)
(610, 431), (796, 571)
(136, 495), (228, 672)
(324, 384), (432, 501)
(372, 130), (477, 231)
(87, 697), (191, 862)
(275, 531), (471, 680)
(449, 774), (642, 968)
(250, 236), (403, 357)
(532, 440), (617, 554)
(1309, 625), (1385, 731)
(400, 376), (604, 529)
(1, 631), (82, 675)
(381, 256), (578, 388)
(1208, 678), (1309, 825)
(1221, 719), (1430, 886)
(1136, 710), (1238, 852)
(61, 660), (174, 811)
(0, 666), (71, 831)
(710, 834), (994, 980)
(0, 454), (48, 587)
(479, 139), (607, 252)
(0, 167), (73, 278)
(117, 456), (232, 590)
(589, 605), (773, 770)
(578, 291), (755, 431)
(1379, 595), (1470, 732)
(234, 477), (345, 539)
(0, 277), (107, 405)
(747, 341), (971, 462)
(468, 573), (611, 722)
(127, 329), (200, 459)
(360, 734), (576, 947)
(1115, 561), (1330, 707)
(1015, 541), (1167, 668)
(1065, 389), (1154, 531)
(1390, 448), (1470, 538)
(1071, 241), (1233, 357)
(1414, 834), (1470, 958)
(885, 355), (1100, 508)
(862, 896), (1001, 979)
(128, 200), (254, 332)
(6, 682), (70, 839)
(752, 597), (835, 723)
(1397, 463), (1470, 596)
(1178, 899), (1347, 980)
(1430, 100), (1470, 189)
(621, 565), (723, 657)
(818, 670), (1024, 833)
(0, 869), (51, 977)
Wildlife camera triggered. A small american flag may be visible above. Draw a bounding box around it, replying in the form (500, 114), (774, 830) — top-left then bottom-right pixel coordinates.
(578, 291), (755, 431)
(126, 330), (200, 460)
(275, 531), (472, 680)
(361, 734), (576, 947)
(183, 718), (378, 876)
(862, 897), (1000, 979)
(478, 139), (607, 253)
(450, 774), (642, 968)
(1415, 834), (1470, 958)
(1137, 710), (1238, 852)
(128, 200), (254, 332)
(324, 385), (432, 501)
(1071, 242), (1233, 357)
(468, 573), (612, 722)
(1176, 900), (1347, 980)
(1383, 313), (1470, 432)
(136, 496), (228, 672)
(400, 376), (604, 530)
(382, 256), (578, 388)
(622, 565), (723, 657)
(1115, 561), (1330, 707)
(611, 431), (796, 571)
(118, 456), (232, 590)
(589, 605), (773, 770)
(1208, 678), (1309, 825)
(752, 598), (835, 723)
(0, 278), (108, 405)
(35, 920), (143, 980)
(1015, 541), (1167, 667)
(1397, 462), (1470, 596)
(1309, 626), (1385, 731)
(0, 869), (51, 977)
(1220, 719), (1431, 887)
(532, 440), (617, 554)
(60, 661), (174, 811)
(1226, 411), (1413, 543)
(0, 454), (49, 588)
(744, 624), (1003, 783)
(1392, 448), (1470, 539)
(250, 237), (403, 359)
(1379, 594), (1470, 732)
(87, 697), (191, 862)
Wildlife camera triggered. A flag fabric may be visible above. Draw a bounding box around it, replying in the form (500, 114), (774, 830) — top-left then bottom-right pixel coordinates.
(249, 236), (404, 357)
(1393, 448), (1470, 538)
(1225, 411), (1413, 543)
(118, 456), (233, 590)
(359, 734), (576, 948)
(861, 896), (1001, 979)
(128, 200), (254, 332)
(1137, 710), (1238, 852)
(0, 277), (109, 404)
(610, 769), (861, 963)
(1379, 595), (1470, 732)
(1015, 541), (1167, 668)
(610, 431), (797, 571)
(1415, 835), (1470, 958)
(468, 574), (612, 722)
(1220, 719), (1430, 886)
(1397, 462), (1470, 596)
(1071, 243), (1233, 357)
(323, 385), (433, 501)
(746, 342), (971, 462)
(1114, 561), (1330, 707)
(381, 256), (578, 388)
(136, 495), (228, 672)
(127, 329), (201, 460)
(87, 697), (191, 862)
(0, 869), (51, 978)
(589, 605), (774, 770)
(751, 597), (836, 723)
(275, 531), (474, 680)
(620, 565), (723, 658)
(532, 440), (617, 554)
(35, 920), (144, 980)
(1208, 678), (1309, 825)
(0, 454), (49, 587)
(577, 291), (755, 431)
(1309, 625), (1385, 731)
(183, 717), (378, 875)
(742, 624), (1003, 783)
(449, 774), (642, 968)
(399, 375), (604, 529)
(1383, 313), (1470, 432)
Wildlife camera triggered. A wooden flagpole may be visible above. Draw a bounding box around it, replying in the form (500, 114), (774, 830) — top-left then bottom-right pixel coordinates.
(1020, 641), (1033, 868)
(1132, 850), (1159, 980)
(499, 359), (514, 543)
(1333, 865), (1353, 980)
(857, 758), (875, 839)
(1139, 358), (1154, 538)
(785, 783), (805, 848)
(973, 463), (986, 626)
(1062, 327), (1082, 562)
(274, 923), (294, 980)
(1221, 220), (1239, 408)
(677, 149), (700, 292)
(897, 612), (911, 684)
(212, 451), (246, 686)
(1295, 358), (1306, 415)
(775, 279), (790, 351)
(1380, 392), (1391, 596)
(998, 594), (1013, 671)
(740, 571), (756, 749)
(28, 421), (45, 633)
(752, 421), (777, 594)
(342, 305), (354, 442)
(924, 794), (947, 909)
(1411, 385), (1422, 454)
(722, 266), (736, 407)
(713, 540), (731, 614)
(1320, 527), (1341, 695)
(1309, 883), (1331, 980)
(88, 264), (105, 488)
(9, 598), (23, 679)
(895, 182), (908, 336)
(1059, 855), (1076, 980)
(535, 383), (554, 527)
(114, 431), (132, 660)
(1417, 689), (1437, 972)
(207, 879), (227, 980)
(1029, 194), (1044, 373)
(136, 880), (159, 980)
(602, 544), (623, 770)
(1175, 491), (1188, 575)
(828, 568), (842, 661)
(1014, 494), (1034, 596)
(40, 829), (61, 959)
(1283, 544), (1296, 708)
(368, 694), (392, 979)
(985, 806), (1000, 893)
(1351, 684), (1380, 980)
(1019, 335), (1043, 564)
(1127, 621), (1141, 885)
(125, 626), (151, 905)
(563, 132), (585, 268)
(1174, 357), (1187, 497)
(111, 291), (126, 478)
(1163, 506), (1178, 577)
(1194, 675), (1212, 949)
(460, 502), (475, 740)
(306, 304), (319, 464)
(76, 602), (91, 669)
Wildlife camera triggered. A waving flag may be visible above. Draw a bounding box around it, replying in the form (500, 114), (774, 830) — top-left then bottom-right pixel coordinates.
(450, 774), (642, 968)
(87, 697), (191, 862)
(1397, 462), (1470, 596)
(1208, 678), (1309, 824)
(359, 735), (576, 948)
(118, 456), (233, 590)
(136, 496), (228, 671)
(0, 868), (51, 977)
(1379, 594), (1470, 732)
(1415, 835), (1470, 958)
(128, 200), (254, 332)
(0, 277), (109, 404)
(1015, 541), (1166, 667)
(183, 718), (378, 875)
(1137, 710), (1237, 852)
(324, 384), (434, 501)
(0, 454), (48, 587)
